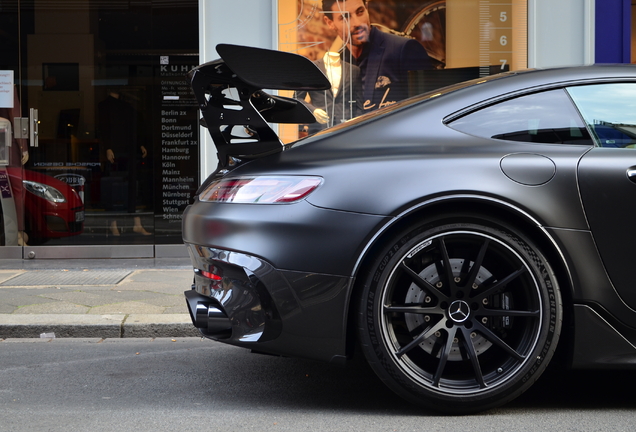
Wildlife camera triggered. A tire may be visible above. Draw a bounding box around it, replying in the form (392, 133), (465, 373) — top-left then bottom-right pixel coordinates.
(358, 220), (562, 414)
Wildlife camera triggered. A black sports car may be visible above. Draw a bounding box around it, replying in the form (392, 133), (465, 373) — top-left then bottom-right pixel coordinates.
(183, 44), (636, 414)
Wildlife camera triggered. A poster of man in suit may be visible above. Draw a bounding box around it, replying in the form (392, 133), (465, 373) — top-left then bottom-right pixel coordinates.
(321, 0), (433, 112)
(280, 0), (445, 136)
(295, 51), (364, 134)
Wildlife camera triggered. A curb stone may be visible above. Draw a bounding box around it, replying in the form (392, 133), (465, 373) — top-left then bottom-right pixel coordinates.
(0, 313), (200, 339)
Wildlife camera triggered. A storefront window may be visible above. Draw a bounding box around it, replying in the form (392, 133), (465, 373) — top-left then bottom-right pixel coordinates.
(0, 0), (199, 251)
(278, 0), (527, 142)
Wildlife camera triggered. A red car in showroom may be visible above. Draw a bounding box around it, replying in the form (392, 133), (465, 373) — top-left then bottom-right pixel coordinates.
(7, 167), (84, 244)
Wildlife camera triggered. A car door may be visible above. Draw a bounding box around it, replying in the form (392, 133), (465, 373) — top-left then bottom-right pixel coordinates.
(569, 83), (636, 310)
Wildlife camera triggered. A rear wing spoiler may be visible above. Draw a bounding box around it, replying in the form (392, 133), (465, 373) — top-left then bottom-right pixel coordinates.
(188, 44), (331, 168)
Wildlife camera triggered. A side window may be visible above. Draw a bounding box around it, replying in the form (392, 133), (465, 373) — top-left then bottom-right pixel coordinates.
(567, 84), (636, 148)
(448, 89), (593, 145)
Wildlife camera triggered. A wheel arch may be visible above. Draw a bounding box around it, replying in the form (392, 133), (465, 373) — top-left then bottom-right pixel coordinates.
(343, 195), (575, 359)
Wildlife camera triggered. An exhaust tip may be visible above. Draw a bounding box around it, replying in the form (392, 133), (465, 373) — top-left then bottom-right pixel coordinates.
(185, 290), (232, 336)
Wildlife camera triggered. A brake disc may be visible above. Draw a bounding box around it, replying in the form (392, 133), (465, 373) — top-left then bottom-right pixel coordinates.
(404, 258), (493, 361)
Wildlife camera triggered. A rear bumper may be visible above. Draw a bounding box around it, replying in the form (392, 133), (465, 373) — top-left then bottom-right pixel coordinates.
(186, 244), (351, 363)
(184, 243), (352, 364)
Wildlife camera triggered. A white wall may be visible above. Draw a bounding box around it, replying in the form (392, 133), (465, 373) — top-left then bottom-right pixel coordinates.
(528, 0), (594, 68)
(197, 0), (276, 179)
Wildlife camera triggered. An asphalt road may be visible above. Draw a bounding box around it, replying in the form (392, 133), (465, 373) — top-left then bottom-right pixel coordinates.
(1, 338), (635, 431)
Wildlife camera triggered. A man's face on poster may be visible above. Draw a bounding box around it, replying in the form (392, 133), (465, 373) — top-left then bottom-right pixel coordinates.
(324, 0), (371, 49)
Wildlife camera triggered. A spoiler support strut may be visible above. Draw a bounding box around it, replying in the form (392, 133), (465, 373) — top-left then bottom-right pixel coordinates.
(188, 44), (331, 169)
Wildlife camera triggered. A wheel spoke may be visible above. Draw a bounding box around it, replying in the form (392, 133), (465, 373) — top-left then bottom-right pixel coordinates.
(472, 321), (525, 361)
(472, 266), (527, 301)
(399, 261), (450, 303)
(432, 327), (458, 386)
(479, 308), (540, 317)
(395, 319), (446, 358)
(438, 237), (458, 295)
(459, 327), (486, 388)
(459, 257), (472, 278)
(384, 304), (443, 315)
(465, 238), (490, 288)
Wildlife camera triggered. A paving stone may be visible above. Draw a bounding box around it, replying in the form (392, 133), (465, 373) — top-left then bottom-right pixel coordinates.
(0, 304), (17, 314)
(0, 271), (25, 284)
(141, 295), (184, 308)
(88, 301), (166, 315)
(104, 290), (171, 302)
(13, 302), (90, 314)
(163, 304), (190, 314)
(116, 269), (193, 294)
(0, 269), (131, 286)
(0, 288), (61, 307)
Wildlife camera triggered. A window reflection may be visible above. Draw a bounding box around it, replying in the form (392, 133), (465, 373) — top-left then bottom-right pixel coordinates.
(449, 89), (593, 145)
(567, 84), (636, 148)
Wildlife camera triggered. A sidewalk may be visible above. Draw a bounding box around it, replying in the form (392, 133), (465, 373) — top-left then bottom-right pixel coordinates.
(0, 258), (201, 339)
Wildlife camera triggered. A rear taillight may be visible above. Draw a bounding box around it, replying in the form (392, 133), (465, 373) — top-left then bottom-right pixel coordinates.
(199, 176), (322, 204)
(200, 270), (222, 281)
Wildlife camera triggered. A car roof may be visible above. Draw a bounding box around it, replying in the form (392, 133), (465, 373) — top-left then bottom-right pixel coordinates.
(429, 64), (636, 108)
(508, 64), (635, 88)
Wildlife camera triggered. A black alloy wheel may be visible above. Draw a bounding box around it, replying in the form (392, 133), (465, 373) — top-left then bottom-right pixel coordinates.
(358, 221), (562, 414)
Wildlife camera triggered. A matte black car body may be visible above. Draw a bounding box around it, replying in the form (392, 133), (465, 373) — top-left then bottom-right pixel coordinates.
(183, 45), (636, 413)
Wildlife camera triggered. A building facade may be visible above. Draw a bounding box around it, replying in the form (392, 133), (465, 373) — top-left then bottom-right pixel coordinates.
(0, 0), (631, 261)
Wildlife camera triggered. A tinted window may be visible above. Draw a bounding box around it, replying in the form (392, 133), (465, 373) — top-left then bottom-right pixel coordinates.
(449, 89), (593, 145)
(567, 84), (636, 148)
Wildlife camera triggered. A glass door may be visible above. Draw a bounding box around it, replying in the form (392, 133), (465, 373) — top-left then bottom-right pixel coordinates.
(21, 1), (152, 255)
